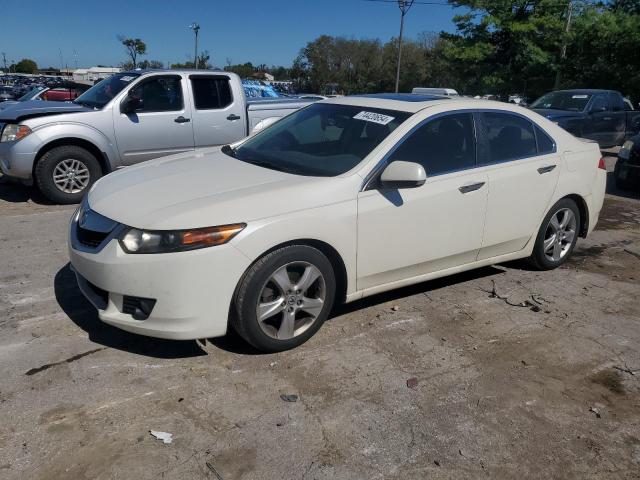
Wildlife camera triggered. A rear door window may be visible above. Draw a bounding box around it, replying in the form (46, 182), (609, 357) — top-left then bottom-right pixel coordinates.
(391, 112), (476, 176)
(477, 112), (537, 164)
(191, 77), (233, 110)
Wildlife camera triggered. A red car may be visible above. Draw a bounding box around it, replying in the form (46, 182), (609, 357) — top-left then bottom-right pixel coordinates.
(41, 87), (83, 102)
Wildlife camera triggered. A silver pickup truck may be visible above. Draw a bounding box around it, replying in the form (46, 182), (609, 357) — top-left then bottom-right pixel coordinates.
(0, 70), (312, 203)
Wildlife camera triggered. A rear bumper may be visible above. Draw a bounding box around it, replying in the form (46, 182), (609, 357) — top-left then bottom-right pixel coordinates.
(587, 169), (607, 235)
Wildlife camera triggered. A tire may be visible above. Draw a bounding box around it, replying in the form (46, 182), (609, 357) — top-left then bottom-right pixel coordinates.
(34, 145), (102, 204)
(528, 198), (581, 270)
(231, 245), (336, 352)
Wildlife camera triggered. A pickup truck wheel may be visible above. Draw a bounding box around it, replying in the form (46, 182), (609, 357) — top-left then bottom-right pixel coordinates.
(35, 146), (102, 204)
(231, 245), (336, 352)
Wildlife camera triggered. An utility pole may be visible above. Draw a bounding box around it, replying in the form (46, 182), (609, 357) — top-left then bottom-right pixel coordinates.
(554, 0), (573, 90)
(59, 48), (64, 72)
(1, 52), (6, 72)
(189, 22), (200, 69)
(395, 0), (414, 93)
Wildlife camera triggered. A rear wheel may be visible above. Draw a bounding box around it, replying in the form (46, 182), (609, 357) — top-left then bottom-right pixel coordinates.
(231, 245), (336, 352)
(35, 145), (102, 204)
(528, 198), (581, 270)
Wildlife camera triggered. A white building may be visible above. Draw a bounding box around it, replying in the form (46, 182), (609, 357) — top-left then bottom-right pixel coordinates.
(73, 66), (121, 84)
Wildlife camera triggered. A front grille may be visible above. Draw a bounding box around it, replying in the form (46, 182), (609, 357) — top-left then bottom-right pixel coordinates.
(122, 295), (157, 320)
(77, 226), (110, 248)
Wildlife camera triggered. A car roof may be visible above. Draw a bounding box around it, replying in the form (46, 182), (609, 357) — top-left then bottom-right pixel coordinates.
(323, 93), (521, 114)
(554, 89), (618, 94)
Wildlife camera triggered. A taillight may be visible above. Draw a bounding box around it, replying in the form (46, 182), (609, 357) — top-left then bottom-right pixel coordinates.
(598, 157), (606, 170)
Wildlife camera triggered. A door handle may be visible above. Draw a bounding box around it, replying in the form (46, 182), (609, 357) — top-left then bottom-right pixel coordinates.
(174, 116), (190, 123)
(458, 182), (485, 194)
(537, 165), (557, 174)
(227, 114), (241, 121)
(603, 117), (612, 121)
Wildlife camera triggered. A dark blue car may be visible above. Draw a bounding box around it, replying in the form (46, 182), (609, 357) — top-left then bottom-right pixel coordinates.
(531, 89), (640, 148)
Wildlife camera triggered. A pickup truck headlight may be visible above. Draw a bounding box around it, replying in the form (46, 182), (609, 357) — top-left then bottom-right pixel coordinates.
(0, 124), (32, 142)
(118, 223), (246, 254)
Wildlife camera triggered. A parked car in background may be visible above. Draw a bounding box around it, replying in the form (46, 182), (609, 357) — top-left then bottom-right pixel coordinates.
(412, 87), (459, 96)
(0, 70), (314, 203)
(0, 84), (90, 110)
(0, 86), (15, 102)
(615, 135), (640, 191)
(530, 89), (640, 147)
(68, 94), (606, 351)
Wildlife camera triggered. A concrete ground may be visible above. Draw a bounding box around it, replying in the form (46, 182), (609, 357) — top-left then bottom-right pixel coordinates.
(0, 156), (639, 480)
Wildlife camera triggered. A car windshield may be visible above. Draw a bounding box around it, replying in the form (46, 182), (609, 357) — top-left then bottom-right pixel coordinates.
(73, 73), (140, 109)
(18, 87), (46, 101)
(229, 103), (411, 177)
(530, 91), (592, 111)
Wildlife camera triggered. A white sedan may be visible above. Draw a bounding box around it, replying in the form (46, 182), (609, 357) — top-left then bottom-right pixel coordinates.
(68, 94), (606, 351)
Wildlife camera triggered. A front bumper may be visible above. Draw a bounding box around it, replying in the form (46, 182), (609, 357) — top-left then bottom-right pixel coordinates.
(68, 221), (251, 340)
(0, 131), (41, 180)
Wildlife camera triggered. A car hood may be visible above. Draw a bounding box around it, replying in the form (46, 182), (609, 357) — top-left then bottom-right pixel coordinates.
(0, 100), (19, 111)
(0, 100), (91, 121)
(88, 148), (354, 230)
(531, 108), (584, 121)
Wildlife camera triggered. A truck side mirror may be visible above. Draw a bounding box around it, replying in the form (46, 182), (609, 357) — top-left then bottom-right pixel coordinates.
(589, 104), (607, 114)
(121, 94), (141, 114)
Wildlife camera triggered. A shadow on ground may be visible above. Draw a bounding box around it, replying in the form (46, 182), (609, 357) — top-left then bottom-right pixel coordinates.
(606, 171), (640, 200)
(0, 176), (53, 205)
(55, 262), (506, 357)
(54, 263), (206, 359)
(330, 265), (505, 318)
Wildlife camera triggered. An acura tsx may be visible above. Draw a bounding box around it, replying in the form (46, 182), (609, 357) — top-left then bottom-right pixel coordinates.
(68, 94), (606, 352)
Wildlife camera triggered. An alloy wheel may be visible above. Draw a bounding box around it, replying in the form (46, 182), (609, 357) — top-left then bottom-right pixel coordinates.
(255, 261), (326, 340)
(543, 207), (577, 262)
(53, 159), (90, 194)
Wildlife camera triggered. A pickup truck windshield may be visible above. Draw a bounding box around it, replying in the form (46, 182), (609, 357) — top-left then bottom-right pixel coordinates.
(530, 91), (592, 112)
(230, 103), (411, 176)
(73, 73), (140, 109)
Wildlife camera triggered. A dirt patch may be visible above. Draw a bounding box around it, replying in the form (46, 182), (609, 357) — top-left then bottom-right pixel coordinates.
(590, 369), (626, 395)
(596, 197), (640, 231)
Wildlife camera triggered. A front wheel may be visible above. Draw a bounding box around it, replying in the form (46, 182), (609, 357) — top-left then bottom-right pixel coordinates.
(528, 198), (581, 270)
(34, 145), (102, 204)
(231, 245), (336, 352)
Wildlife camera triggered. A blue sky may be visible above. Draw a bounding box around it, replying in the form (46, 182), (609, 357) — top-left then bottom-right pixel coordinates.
(1, 0), (461, 69)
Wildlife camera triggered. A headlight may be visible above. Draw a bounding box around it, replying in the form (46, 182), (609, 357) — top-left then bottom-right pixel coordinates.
(118, 223), (246, 254)
(0, 124), (32, 142)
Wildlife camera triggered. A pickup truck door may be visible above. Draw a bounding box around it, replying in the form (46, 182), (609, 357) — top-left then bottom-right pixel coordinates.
(584, 94), (624, 147)
(113, 74), (195, 165)
(187, 74), (246, 147)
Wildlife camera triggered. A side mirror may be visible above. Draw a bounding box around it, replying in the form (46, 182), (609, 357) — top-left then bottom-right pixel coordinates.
(589, 104), (607, 114)
(121, 94), (141, 114)
(379, 161), (426, 189)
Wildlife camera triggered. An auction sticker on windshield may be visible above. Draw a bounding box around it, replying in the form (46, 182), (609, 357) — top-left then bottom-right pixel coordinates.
(119, 76), (136, 82)
(353, 111), (395, 125)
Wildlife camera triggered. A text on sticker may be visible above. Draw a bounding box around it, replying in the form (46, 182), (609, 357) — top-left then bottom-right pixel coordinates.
(353, 111), (395, 125)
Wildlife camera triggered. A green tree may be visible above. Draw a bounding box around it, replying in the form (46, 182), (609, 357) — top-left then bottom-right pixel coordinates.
(223, 62), (255, 78)
(118, 36), (147, 69)
(443, 0), (567, 98)
(171, 51), (212, 70)
(14, 58), (38, 74)
(563, 4), (640, 103)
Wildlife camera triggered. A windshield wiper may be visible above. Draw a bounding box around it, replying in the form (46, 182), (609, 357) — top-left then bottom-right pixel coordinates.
(243, 158), (299, 174)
